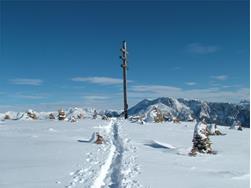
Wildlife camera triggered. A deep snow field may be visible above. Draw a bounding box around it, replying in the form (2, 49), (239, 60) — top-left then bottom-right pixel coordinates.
(0, 119), (249, 188)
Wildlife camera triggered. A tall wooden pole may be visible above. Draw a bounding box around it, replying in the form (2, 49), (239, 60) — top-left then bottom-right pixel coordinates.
(120, 40), (128, 119)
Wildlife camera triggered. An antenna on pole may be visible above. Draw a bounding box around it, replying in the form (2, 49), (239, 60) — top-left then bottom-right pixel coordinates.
(120, 40), (128, 119)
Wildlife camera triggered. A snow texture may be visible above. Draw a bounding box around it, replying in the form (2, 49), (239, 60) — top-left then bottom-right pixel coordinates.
(0, 118), (249, 188)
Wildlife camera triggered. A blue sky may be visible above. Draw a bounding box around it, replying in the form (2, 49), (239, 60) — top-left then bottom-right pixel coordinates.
(0, 0), (249, 112)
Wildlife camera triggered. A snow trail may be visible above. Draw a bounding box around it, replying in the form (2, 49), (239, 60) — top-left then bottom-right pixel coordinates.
(66, 119), (140, 188)
(92, 119), (141, 188)
(65, 120), (115, 188)
(109, 122), (124, 187)
(91, 144), (116, 188)
(90, 119), (119, 188)
(105, 120), (141, 188)
(91, 119), (123, 188)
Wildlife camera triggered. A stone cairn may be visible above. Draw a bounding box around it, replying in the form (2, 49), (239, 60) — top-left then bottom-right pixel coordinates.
(153, 107), (164, 123)
(190, 119), (213, 156)
(237, 125), (243, 131)
(4, 114), (11, 120)
(172, 117), (180, 124)
(27, 110), (38, 120)
(93, 110), (98, 119)
(49, 113), (55, 120)
(58, 109), (66, 120)
(95, 133), (104, 144)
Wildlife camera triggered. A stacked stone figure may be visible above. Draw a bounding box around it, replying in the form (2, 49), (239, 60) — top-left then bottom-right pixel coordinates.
(190, 119), (213, 156)
(95, 133), (104, 144)
(172, 117), (180, 123)
(4, 114), (11, 120)
(93, 110), (98, 119)
(237, 125), (243, 131)
(27, 109), (38, 120)
(49, 113), (55, 120)
(58, 109), (66, 120)
(153, 107), (164, 123)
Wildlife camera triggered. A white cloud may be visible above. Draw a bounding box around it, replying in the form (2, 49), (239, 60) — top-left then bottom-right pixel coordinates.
(9, 78), (43, 86)
(211, 75), (228, 81)
(185, 82), (197, 86)
(72, 76), (131, 85)
(186, 43), (220, 54)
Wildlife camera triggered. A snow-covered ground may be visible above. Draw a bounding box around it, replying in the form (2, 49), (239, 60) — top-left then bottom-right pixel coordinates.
(0, 119), (249, 188)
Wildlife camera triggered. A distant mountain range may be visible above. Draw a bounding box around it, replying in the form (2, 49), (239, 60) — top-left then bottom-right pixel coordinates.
(0, 98), (249, 127)
(128, 97), (250, 127)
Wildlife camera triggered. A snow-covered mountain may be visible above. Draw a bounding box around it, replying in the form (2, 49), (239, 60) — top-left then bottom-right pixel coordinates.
(0, 98), (249, 127)
(128, 97), (250, 127)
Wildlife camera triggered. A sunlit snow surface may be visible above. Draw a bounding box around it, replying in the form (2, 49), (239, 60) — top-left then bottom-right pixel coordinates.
(0, 119), (249, 188)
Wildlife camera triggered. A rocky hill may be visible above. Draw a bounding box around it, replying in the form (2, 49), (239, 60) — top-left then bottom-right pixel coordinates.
(128, 97), (250, 127)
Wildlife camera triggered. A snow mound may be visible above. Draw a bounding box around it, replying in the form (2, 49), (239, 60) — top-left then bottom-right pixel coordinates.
(145, 140), (176, 149)
(78, 132), (96, 143)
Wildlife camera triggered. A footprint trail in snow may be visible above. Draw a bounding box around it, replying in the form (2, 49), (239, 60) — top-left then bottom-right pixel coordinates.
(65, 119), (141, 188)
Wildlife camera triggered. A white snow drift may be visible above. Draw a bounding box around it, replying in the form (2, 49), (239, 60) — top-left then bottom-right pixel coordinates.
(0, 118), (249, 188)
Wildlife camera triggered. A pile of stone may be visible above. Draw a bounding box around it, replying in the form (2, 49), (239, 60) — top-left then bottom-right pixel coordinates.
(4, 114), (11, 120)
(49, 113), (55, 120)
(58, 109), (66, 120)
(27, 110), (38, 120)
(172, 117), (180, 123)
(93, 110), (98, 119)
(95, 133), (104, 144)
(190, 119), (214, 156)
(237, 125), (243, 131)
(153, 107), (164, 123)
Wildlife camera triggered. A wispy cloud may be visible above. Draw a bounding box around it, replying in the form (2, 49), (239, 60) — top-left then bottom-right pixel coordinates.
(211, 75), (228, 81)
(17, 95), (46, 99)
(72, 76), (131, 85)
(14, 93), (47, 99)
(83, 95), (110, 100)
(9, 78), (43, 86)
(185, 82), (197, 86)
(130, 84), (249, 103)
(131, 85), (181, 93)
(186, 43), (220, 54)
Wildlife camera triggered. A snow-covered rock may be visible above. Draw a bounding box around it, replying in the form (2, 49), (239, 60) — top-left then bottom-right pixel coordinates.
(190, 120), (213, 155)
(1, 111), (19, 120)
(99, 109), (120, 118)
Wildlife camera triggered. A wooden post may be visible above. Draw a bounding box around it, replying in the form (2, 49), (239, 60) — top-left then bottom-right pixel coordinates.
(120, 40), (128, 119)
